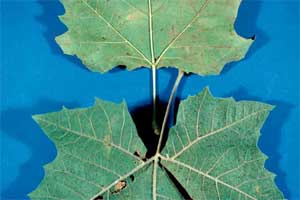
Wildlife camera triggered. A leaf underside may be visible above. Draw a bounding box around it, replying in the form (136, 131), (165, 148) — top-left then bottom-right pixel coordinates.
(56, 0), (253, 74)
(161, 88), (283, 199)
(30, 88), (283, 200)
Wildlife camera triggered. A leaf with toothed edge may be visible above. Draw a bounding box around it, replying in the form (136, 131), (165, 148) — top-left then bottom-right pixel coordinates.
(29, 99), (182, 200)
(161, 88), (283, 200)
(56, 0), (253, 74)
(30, 88), (283, 200)
(28, 0), (282, 199)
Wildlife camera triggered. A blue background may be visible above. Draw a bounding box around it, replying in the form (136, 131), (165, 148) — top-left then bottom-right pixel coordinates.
(1, 0), (299, 199)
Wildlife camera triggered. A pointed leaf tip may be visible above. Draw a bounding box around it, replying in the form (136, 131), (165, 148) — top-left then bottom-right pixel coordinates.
(161, 89), (283, 199)
(30, 99), (148, 199)
(31, 91), (283, 199)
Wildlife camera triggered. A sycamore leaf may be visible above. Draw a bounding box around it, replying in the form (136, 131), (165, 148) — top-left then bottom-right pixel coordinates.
(30, 89), (283, 200)
(29, 99), (182, 200)
(56, 0), (252, 74)
(161, 88), (283, 199)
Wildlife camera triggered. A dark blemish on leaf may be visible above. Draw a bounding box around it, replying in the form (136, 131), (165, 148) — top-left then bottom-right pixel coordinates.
(126, 52), (131, 56)
(133, 151), (146, 161)
(169, 25), (176, 37)
(93, 195), (104, 200)
(101, 37), (106, 41)
(129, 175), (135, 182)
(133, 151), (141, 158)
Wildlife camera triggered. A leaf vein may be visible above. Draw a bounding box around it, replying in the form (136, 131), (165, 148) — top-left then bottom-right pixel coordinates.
(80, 0), (151, 65)
(172, 108), (269, 159)
(162, 157), (257, 200)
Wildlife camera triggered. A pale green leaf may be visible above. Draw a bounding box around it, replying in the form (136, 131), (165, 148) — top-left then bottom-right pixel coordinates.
(29, 99), (182, 200)
(161, 88), (284, 200)
(56, 0), (252, 74)
(30, 89), (283, 199)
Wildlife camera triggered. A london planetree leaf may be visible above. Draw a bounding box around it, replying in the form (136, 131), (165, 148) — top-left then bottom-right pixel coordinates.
(56, 0), (252, 74)
(30, 89), (283, 199)
(29, 99), (182, 200)
(161, 88), (283, 199)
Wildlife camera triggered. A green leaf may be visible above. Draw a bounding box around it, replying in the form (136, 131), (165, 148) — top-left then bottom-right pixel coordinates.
(56, 0), (252, 74)
(29, 99), (182, 200)
(30, 89), (283, 199)
(29, 99), (147, 199)
(161, 88), (283, 199)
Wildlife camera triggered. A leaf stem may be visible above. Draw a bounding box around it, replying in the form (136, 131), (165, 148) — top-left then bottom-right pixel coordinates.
(156, 70), (184, 154)
(148, 0), (159, 134)
(152, 70), (184, 200)
(152, 64), (160, 135)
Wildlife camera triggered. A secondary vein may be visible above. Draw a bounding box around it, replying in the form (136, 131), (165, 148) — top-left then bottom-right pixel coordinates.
(172, 108), (270, 159)
(81, 0), (152, 65)
(155, 0), (210, 66)
(161, 156), (257, 200)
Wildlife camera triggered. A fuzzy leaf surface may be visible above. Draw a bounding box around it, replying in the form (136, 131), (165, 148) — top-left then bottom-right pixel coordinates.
(56, 0), (252, 74)
(161, 88), (283, 199)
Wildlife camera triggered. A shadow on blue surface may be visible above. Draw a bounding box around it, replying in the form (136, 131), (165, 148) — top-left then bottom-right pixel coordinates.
(35, 0), (89, 72)
(221, 0), (269, 75)
(226, 87), (292, 199)
(1, 100), (80, 199)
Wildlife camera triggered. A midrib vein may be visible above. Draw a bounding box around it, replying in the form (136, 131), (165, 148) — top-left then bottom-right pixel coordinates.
(90, 157), (154, 200)
(172, 108), (269, 159)
(39, 116), (153, 199)
(155, 0), (210, 65)
(148, 0), (155, 64)
(162, 157), (257, 200)
(80, 0), (152, 65)
(148, 2), (158, 200)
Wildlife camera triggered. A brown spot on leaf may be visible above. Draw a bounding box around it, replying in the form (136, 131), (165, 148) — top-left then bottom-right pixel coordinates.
(255, 185), (261, 194)
(113, 180), (127, 193)
(126, 11), (142, 21)
(103, 135), (111, 147)
(168, 25), (177, 37)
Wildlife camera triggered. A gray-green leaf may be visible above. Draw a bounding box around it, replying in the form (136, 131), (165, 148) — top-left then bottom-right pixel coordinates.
(56, 0), (252, 74)
(29, 99), (182, 200)
(29, 99), (148, 199)
(161, 88), (283, 199)
(30, 89), (283, 199)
